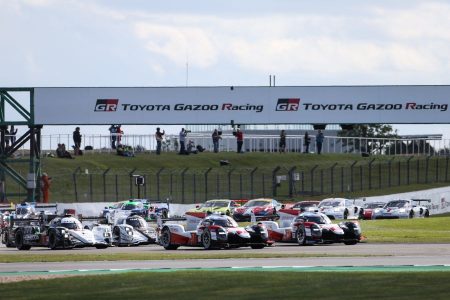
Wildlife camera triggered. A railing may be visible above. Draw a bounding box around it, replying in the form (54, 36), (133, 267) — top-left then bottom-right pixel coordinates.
(37, 133), (450, 156)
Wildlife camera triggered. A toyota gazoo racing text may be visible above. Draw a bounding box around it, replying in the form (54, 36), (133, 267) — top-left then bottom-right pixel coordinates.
(112, 214), (157, 246)
(318, 198), (364, 220)
(261, 212), (362, 246)
(232, 198), (282, 222)
(159, 214), (271, 250)
(373, 199), (430, 219)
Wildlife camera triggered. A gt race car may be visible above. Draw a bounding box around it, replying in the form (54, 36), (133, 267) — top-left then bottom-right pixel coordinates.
(187, 199), (243, 216)
(362, 202), (386, 220)
(262, 212), (362, 246)
(318, 198), (364, 220)
(232, 198), (282, 221)
(103, 199), (170, 223)
(112, 214), (157, 246)
(159, 214), (270, 250)
(374, 199), (430, 219)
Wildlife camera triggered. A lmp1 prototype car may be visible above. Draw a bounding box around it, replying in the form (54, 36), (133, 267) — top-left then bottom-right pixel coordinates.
(318, 198), (364, 220)
(112, 214), (157, 246)
(103, 199), (170, 224)
(373, 199), (430, 219)
(261, 212), (362, 246)
(232, 198), (282, 221)
(187, 199), (243, 216)
(159, 214), (270, 250)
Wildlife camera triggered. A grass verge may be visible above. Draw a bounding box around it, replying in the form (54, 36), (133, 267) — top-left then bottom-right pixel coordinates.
(2, 271), (450, 299)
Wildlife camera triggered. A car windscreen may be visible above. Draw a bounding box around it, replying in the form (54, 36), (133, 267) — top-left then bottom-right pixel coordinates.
(122, 203), (143, 210)
(386, 201), (406, 208)
(297, 215), (326, 224)
(60, 222), (80, 230)
(293, 202), (318, 208)
(319, 201), (341, 207)
(244, 200), (270, 207)
(126, 217), (147, 228)
(365, 203), (384, 209)
(212, 201), (228, 207)
(211, 218), (238, 227)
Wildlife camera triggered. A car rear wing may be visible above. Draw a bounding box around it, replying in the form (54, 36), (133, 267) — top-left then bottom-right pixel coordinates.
(411, 199), (431, 204)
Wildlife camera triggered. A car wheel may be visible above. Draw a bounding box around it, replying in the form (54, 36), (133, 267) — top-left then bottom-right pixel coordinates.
(358, 209), (364, 220)
(160, 227), (178, 250)
(4, 231), (14, 248)
(95, 244), (108, 249)
(409, 210), (414, 219)
(161, 209), (169, 219)
(113, 226), (121, 242)
(15, 229), (31, 250)
(48, 229), (58, 250)
(424, 210), (430, 218)
(344, 240), (358, 245)
(226, 210), (231, 216)
(296, 225), (306, 246)
(251, 244), (265, 249)
(202, 228), (213, 250)
(343, 209), (349, 220)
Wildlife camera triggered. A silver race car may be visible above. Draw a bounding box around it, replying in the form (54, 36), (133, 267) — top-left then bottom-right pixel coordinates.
(112, 214), (157, 246)
(374, 199), (430, 219)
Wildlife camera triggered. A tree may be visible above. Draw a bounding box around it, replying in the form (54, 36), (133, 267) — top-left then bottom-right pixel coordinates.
(338, 124), (399, 154)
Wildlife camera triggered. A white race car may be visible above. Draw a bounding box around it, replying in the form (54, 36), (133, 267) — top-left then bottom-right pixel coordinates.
(374, 199), (430, 219)
(112, 215), (157, 246)
(318, 198), (363, 220)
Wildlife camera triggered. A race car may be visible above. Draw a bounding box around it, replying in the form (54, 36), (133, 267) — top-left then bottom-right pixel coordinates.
(103, 199), (170, 223)
(112, 214), (157, 246)
(6, 214), (112, 250)
(362, 202), (386, 220)
(318, 198), (364, 220)
(159, 213), (270, 250)
(374, 199), (430, 219)
(261, 212), (362, 246)
(187, 199), (243, 216)
(232, 198), (282, 222)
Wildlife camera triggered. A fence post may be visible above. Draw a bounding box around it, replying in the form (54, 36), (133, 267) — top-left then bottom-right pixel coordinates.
(406, 156), (413, 185)
(250, 167), (258, 199)
(310, 165), (318, 196)
(272, 166), (281, 197)
(288, 166), (296, 198)
(340, 167), (344, 192)
(388, 157), (394, 187)
(129, 168), (137, 197)
(425, 156), (431, 183)
(446, 156), (449, 182)
(397, 160), (401, 186)
(416, 159), (420, 184)
(102, 168), (110, 202)
(204, 167), (212, 202)
(350, 161), (357, 192)
(436, 157), (439, 182)
(156, 167), (164, 200)
(115, 174), (119, 201)
(72, 167), (81, 202)
(330, 163), (338, 194)
(228, 168), (235, 199)
(320, 169), (324, 194)
(89, 173), (93, 202)
(359, 165), (363, 191)
(368, 158), (375, 190)
(181, 168), (188, 204)
(378, 162), (382, 189)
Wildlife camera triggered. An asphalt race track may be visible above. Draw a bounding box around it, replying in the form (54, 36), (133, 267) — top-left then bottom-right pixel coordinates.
(1, 243), (450, 274)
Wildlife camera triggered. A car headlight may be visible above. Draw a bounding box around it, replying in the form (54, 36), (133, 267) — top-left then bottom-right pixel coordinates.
(334, 208), (341, 212)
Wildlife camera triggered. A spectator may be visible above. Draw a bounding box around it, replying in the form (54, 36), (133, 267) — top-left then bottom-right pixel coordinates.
(304, 131), (311, 153)
(41, 172), (52, 203)
(233, 127), (244, 153)
(155, 127), (165, 155)
(56, 143), (73, 159)
(117, 144), (134, 157)
(109, 125), (117, 149)
(116, 125), (123, 145)
(212, 129), (222, 153)
(179, 128), (187, 155)
(316, 130), (324, 155)
(73, 127), (82, 155)
(279, 130), (286, 153)
(9, 125), (17, 145)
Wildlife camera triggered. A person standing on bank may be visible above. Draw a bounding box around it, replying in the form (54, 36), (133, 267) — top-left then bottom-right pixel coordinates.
(73, 127), (82, 155)
(304, 131), (311, 153)
(233, 127), (244, 153)
(179, 128), (187, 154)
(212, 129), (222, 153)
(279, 130), (286, 153)
(155, 127), (165, 155)
(316, 129), (324, 155)
(109, 125), (117, 149)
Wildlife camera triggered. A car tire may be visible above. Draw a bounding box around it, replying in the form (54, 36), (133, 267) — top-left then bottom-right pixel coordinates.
(15, 229), (31, 250)
(202, 228), (213, 250)
(4, 231), (14, 248)
(296, 225), (306, 246)
(424, 210), (430, 218)
(113, 226), (121, 243)
(409, 210), (414, 219)
(160, 226), (178, 250)
(226, 210), (231, 216)
(251, 244), (265, 249)
(95, 244), (108, 249)
(344, 240), (358, 245)
(343, 209), (349, 220)
(358, 209), (364, 220)
(161, 209), (169, 219)
(48, 229), (59, 250)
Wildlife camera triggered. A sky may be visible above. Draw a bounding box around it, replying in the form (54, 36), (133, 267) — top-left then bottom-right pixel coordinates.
(2, 0), (450, 138)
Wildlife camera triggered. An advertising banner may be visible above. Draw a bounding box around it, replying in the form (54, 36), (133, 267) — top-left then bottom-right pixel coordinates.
(34, 86), (450, 125)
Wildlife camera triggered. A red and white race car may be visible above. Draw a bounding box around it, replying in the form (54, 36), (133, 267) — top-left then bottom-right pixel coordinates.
(362, 202), (386, 220)
(261, 212), (362, 246)
(232, 198), (282, 222)
(159, 214), (271, 250)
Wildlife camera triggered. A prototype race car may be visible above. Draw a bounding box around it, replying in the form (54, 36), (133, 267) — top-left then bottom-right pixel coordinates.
(112, 214), (157, 246)
(318, 198), (364, 220)
(262, 212), (362, 246)
(159, 214), (270, 250)
(362, 202), (386, 220)
(103, 199), (170, 223)
(232, 198), (282, 221)
(374, 199), (430, 219)
(187, 199), (243, 216)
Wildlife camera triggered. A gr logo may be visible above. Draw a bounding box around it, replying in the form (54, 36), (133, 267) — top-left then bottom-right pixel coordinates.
(276, 98), (300, 111)
(95, 99), (119, 112)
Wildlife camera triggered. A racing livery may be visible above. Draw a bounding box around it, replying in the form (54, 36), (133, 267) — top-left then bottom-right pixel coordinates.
(103, 199), (170, 224)
(374, 199), (430, 219)
(112, 214), (157, 246)
(362, 202), (386, 220)
(232, 198), (282, 221)
(318, 198), (364, 220)
(262, 212), (362, 246)
(187, 199), (243, 216)
(159, 214), (270, 250)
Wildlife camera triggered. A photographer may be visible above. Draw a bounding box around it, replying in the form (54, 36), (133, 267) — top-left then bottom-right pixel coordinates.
(212, 129), (222, 153)
(232, 126), (244, 153)
(179, 128), (190, 155)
